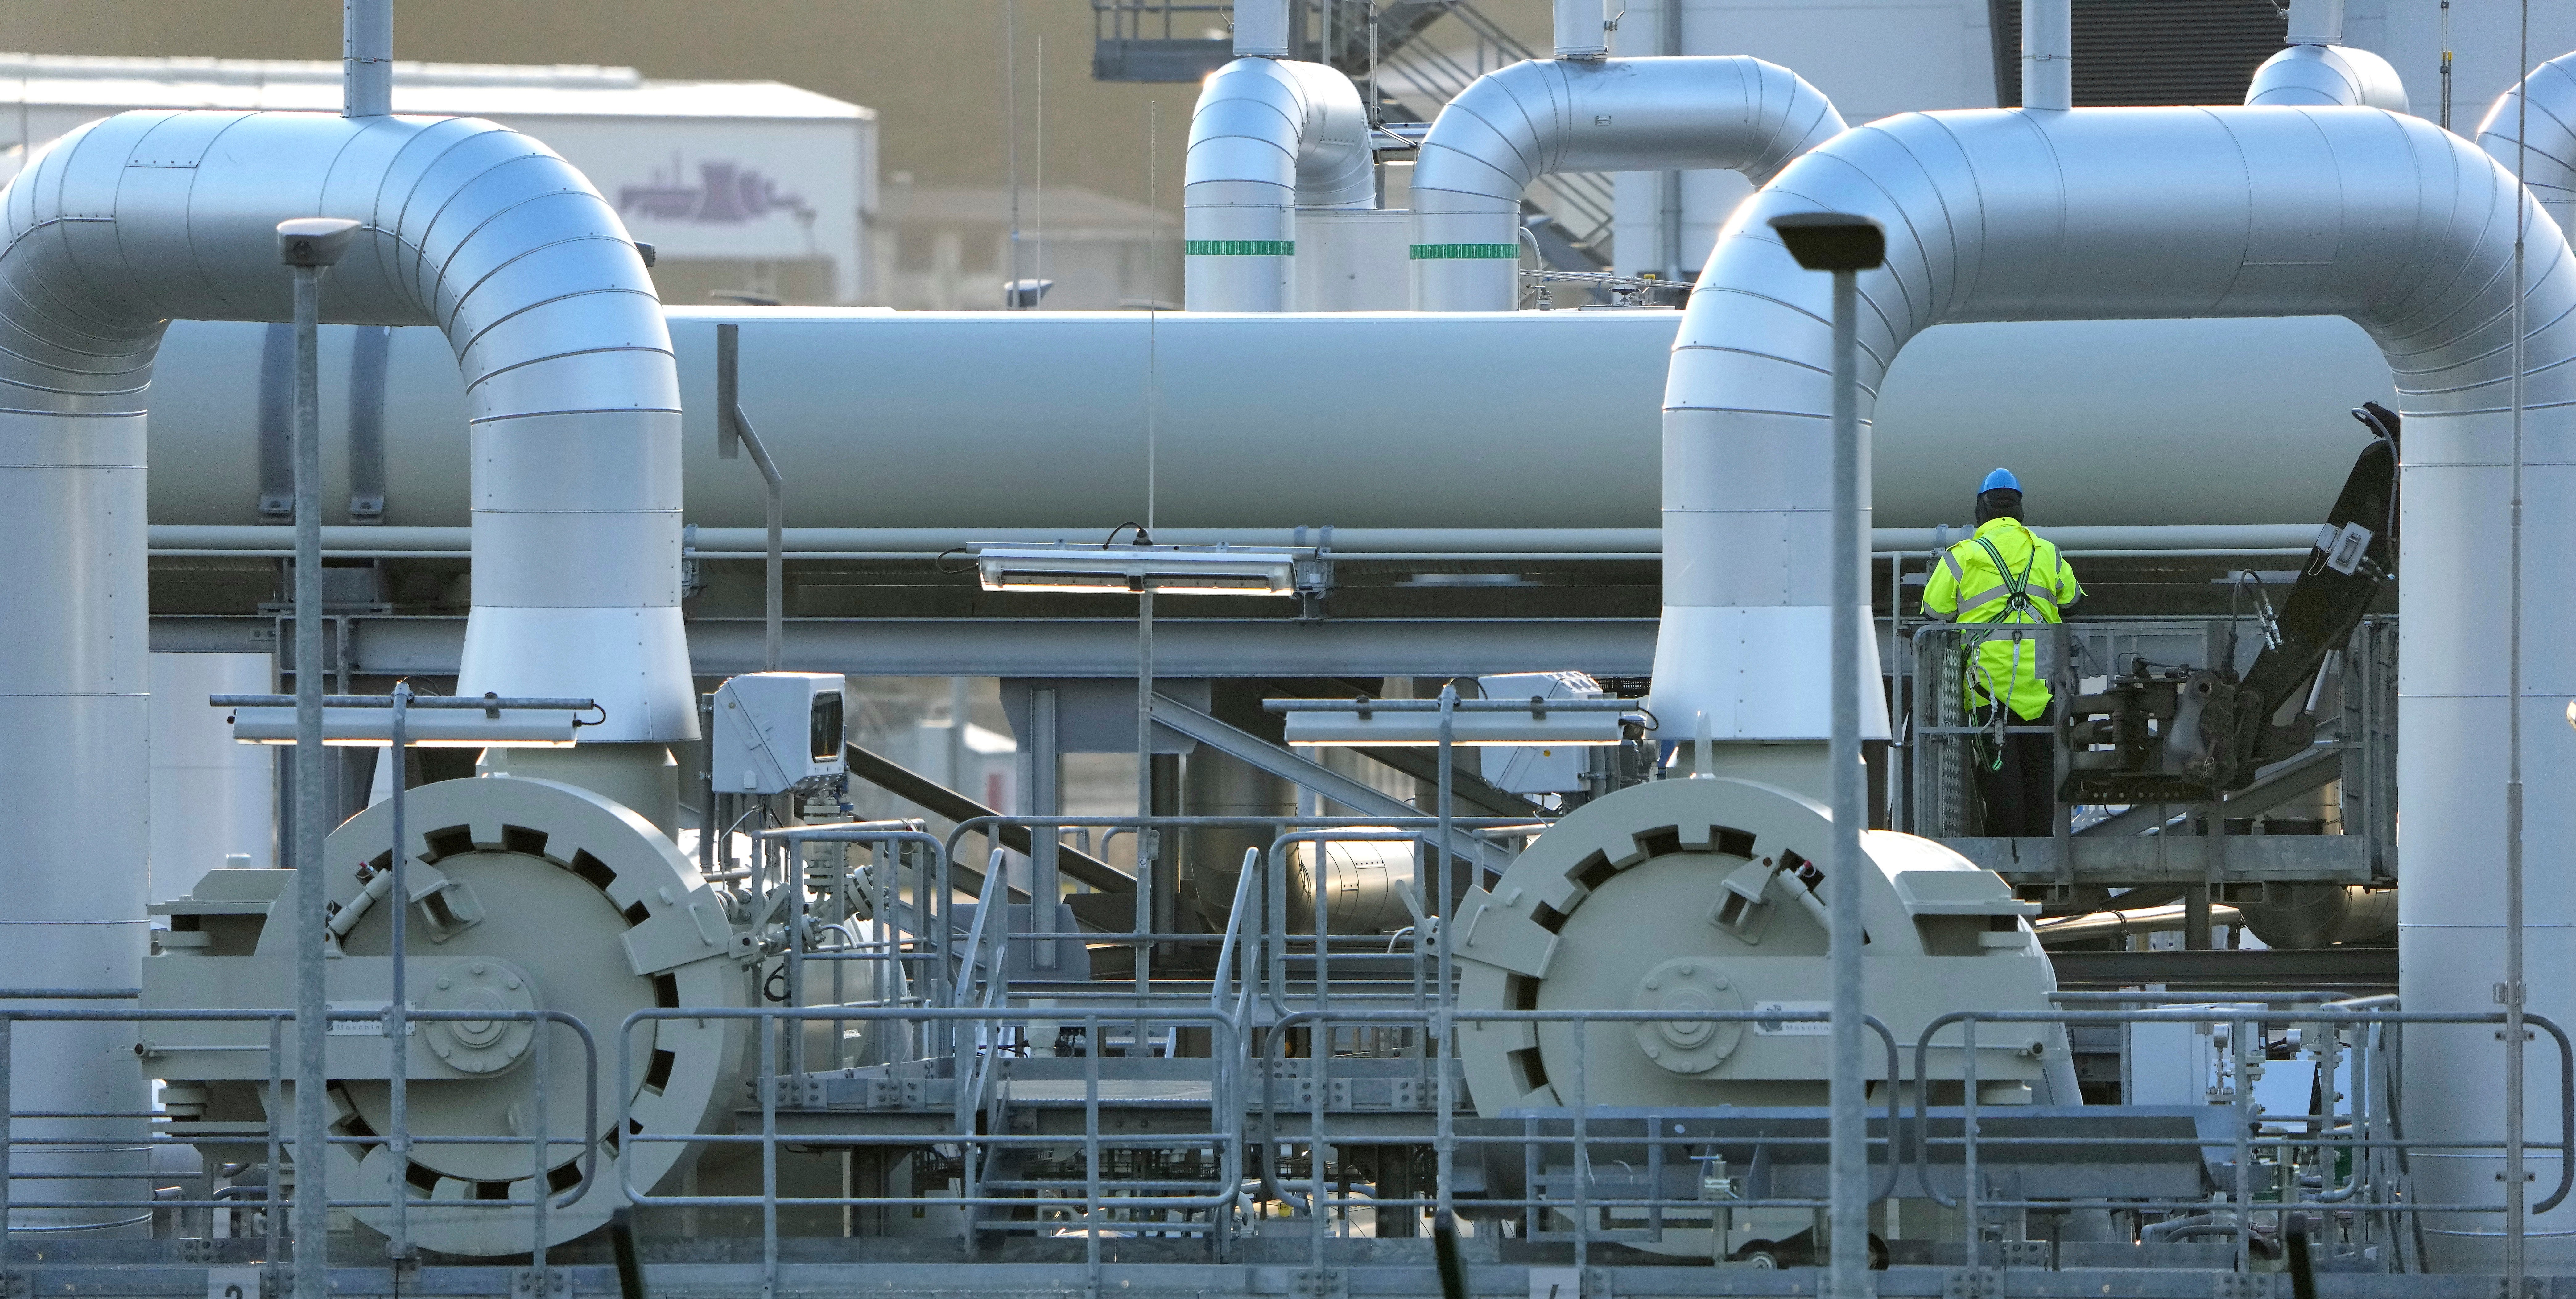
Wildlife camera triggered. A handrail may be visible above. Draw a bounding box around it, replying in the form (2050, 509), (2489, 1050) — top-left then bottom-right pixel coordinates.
(1909, 1007), (2576, 1220)
(1, 1004), (596, 1265)
(1254, 1005), (1903, 1218)
(1209, 846), (1262, 1019)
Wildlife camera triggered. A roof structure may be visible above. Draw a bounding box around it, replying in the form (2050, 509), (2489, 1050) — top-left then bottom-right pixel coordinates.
(0, 52), (871, 121)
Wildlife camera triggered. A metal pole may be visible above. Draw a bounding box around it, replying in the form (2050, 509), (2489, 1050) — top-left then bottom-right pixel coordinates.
(1436, 684), (1455, 1005)
(290, 257), (330, 1299)
(715, 322), (784, 671)
(1826, 263), (1870, 1298)
(386, 680), (411, 1265)
(763, 466), (782, 672)
(1004, 0), (1022, 307)
(1136, 584), (1155, 1048)
(0, 1016), (11, 1264)
(1030, 687), (1060, 971)
(2506, 1), (2532, 1282)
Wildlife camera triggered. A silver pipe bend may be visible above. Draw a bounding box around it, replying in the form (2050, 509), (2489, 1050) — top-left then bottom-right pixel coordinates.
(1411, 55), (1844, 311)
(1182, 58), (1373, 311)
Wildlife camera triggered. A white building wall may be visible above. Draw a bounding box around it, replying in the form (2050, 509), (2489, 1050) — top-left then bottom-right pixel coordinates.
(0, 57), (877, 304)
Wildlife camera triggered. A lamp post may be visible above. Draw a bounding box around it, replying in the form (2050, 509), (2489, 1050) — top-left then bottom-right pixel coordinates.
(277, 215), (362, 1299)
(1767, 209), (1886, 1299)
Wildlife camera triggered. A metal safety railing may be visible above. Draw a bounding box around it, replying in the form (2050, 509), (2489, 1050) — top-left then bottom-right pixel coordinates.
(13, 988), (2567, 1284)
(2, 1004), (595, 1269)
(616, 1005), (1241, 1299)
(1915, 1006), (2571, 1275)
(1254, 1006), (1903, 1277)
(1896, 615), (2396, 867)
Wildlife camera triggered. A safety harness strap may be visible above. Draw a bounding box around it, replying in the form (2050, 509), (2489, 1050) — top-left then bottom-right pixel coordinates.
(1971, 534), (2044, 623)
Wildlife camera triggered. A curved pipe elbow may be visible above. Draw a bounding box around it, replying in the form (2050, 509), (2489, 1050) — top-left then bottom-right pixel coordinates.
(2478, 50), (2576, 231)
(0, 109), (689, 741)
(1415, 56), (1843, 212)
(1652, 105), (2575, 743)
(1183, 58), (1372, 311)
(1412, 56), (1844, 311)
(2245, 43), (2409, 112)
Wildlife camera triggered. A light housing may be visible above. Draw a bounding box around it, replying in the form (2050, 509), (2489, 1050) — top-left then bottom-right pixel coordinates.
(975, 543), (1300, 597)
(1282, 711), (1628, 747)
(227, 707), (580, 747)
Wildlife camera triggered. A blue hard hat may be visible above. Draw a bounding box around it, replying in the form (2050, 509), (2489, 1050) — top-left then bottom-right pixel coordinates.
(1979, 467), (2021, 495)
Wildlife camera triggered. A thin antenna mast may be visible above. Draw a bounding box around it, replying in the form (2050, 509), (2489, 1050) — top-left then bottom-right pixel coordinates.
(1004, 0), (1022, 307)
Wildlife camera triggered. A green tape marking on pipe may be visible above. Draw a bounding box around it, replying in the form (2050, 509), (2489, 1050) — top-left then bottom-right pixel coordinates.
(1184, 240), (1295, 256)
(1409, 243), (1521, 260)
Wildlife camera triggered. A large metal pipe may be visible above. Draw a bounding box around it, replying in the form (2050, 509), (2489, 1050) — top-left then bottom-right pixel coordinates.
(1409, 57), (1842, 311)
(2478, 50), (2576, 236)
(141, 522), (2344, 559)
(137, 310), (2396, 532)
(1183, 58), (1373, 311)
(1666, 102), (2576, 1266)
(0, 107), (685, 1224)
(2244, 0), (2409, 111)
(2245, 45), (2411, 110)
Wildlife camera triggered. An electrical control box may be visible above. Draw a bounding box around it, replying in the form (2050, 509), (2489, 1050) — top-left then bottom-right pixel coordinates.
(710, 672), (847, 794)
(1476, 670), (1605, 795)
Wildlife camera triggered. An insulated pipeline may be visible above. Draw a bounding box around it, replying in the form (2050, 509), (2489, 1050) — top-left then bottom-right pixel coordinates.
(1410, 56), (1843, 311)
(0, 107), (685, 1224)
(2477, 49), (2576, 236)
(1664, 102), (2576, 1262)
(2244, 44), (2411, 111)
(1183, 58), (1373, 311)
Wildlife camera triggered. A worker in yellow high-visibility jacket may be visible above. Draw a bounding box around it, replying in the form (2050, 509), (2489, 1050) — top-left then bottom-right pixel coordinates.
(1919, 468), (2085, 837)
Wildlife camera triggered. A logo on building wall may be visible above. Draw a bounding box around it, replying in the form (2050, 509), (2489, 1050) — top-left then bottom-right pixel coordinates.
(619, 158), (812, 225)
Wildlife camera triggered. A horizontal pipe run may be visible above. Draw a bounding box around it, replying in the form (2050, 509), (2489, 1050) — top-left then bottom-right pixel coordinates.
(149, 523), (2334, 558)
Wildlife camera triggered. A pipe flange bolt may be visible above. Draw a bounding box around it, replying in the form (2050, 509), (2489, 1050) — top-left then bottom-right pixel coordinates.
(1629, 958), (1748, 1076)
(422, 958), (539, 1075)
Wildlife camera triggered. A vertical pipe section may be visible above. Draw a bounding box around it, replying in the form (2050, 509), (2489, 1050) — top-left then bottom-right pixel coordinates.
(1233, 0), (1291, 58)
(0, 319), (151, 1222)
(2285, 0), (2345, 44)
(1184, 58), (1373, 311)
(0, 110), (692, 1232)
(2021, 0), (2071, 109)
(1663, 101), (2576, 1267)
(342, 0), (391, 118)
(1553, 0), (1609, 59)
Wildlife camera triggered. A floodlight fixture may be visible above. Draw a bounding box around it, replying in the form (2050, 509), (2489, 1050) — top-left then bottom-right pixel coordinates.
(1270, 697), (1644, 747)
(1766, 211), (1886, 272)
(975, 542), (1302, 597)
(218, 692), (595, 747)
